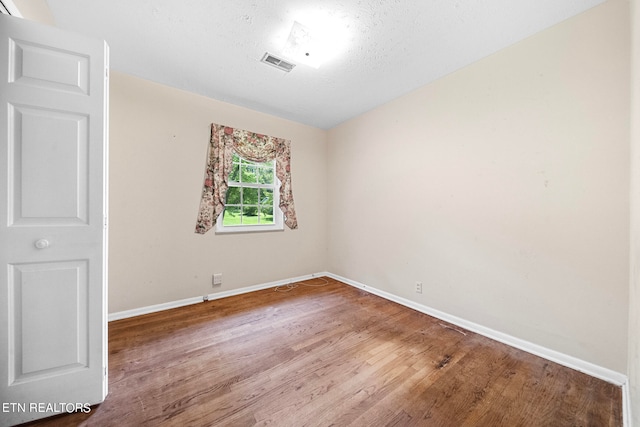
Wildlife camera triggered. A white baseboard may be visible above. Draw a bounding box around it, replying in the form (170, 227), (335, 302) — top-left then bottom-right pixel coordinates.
(108, 272), (321, 322)
(202, 272), (322, 302)
(108, 295), (203, 322)
(326, 272), (628, 387)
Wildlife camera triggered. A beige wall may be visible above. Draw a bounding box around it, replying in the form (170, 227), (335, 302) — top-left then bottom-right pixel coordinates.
(108, 72), (327, 313)
(328, 0), (630, 373)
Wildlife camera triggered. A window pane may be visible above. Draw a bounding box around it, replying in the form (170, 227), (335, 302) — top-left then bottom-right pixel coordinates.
(260, 206), (274, 224)
(243, 187), (259, 205)
(232, 153), (241, 163)
(241, 164), (258, 183)
(225, 186), (241, 204)
(260, 189), (273, 206)
(242, 206), (259, 224)
(222, 206), (241, 226)
(229, 163), (240, 182)
(258, 167), (274, 184)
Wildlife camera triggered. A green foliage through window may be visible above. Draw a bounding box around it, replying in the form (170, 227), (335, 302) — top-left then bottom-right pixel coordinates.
(223, 154), (276, 226)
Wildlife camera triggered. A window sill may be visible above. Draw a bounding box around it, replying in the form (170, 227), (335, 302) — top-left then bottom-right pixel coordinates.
(215, 224), (284, 234)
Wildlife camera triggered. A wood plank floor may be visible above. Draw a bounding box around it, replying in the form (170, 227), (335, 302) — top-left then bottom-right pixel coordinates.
(22, 277), (622, 426)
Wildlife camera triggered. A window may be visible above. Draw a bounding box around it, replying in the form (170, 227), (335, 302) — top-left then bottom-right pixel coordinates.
(195, 123), (297, 235)
(215, 153), (283, 233)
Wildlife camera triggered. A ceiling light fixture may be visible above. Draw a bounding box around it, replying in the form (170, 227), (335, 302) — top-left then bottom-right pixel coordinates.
(281, 21), (322, 68)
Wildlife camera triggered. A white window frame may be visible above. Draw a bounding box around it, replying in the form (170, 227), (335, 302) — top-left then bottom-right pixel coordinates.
(215, 156), (283, 234)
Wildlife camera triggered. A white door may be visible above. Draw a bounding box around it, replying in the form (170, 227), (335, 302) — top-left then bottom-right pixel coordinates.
(0, 14), (108, 426)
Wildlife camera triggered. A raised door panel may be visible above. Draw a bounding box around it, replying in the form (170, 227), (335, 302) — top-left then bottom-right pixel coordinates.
(8, 261), (89, 384)
(9, 38), (89, 94)
(9, 105), (89, 225)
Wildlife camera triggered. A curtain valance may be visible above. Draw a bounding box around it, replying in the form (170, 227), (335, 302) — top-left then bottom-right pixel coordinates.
(195, 123), (298, 234)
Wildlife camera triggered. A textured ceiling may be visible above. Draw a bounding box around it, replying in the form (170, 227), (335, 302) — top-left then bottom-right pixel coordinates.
(46, 0), (605, 129)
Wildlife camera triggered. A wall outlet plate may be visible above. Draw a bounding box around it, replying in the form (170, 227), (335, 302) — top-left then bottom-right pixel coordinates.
(415, 281), (423, 293)
(213, 273), (222, 286)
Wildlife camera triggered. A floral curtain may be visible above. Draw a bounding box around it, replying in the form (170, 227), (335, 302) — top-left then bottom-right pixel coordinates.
(195, 123), (298, 234)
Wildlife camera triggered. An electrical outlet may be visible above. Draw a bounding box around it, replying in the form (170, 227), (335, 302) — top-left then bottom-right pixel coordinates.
(212, 273), (222, 287)
(415, 281), (423, 294)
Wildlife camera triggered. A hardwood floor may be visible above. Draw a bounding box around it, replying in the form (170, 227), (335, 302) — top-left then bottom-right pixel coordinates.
(22, 277), (622, 426)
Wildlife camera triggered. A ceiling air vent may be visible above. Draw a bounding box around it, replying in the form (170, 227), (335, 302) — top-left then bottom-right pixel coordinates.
(261, 52), (295, 72)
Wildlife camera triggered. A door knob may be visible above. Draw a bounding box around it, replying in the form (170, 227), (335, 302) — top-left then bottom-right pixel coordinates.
(34, 239), (50, 249)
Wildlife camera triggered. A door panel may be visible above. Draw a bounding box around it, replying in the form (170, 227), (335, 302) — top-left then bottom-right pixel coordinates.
(10, 105), (89, 224)
(9, 260), (89, 382)
(9, 38), (90, 94)
(0, 13), (108, 426)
